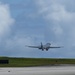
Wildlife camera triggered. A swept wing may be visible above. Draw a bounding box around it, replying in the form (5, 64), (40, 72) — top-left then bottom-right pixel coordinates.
(26, 46), (40, 48)
(49, 47), (61, 48)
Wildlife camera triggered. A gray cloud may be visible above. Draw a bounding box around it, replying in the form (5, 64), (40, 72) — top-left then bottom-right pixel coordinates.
(0, 2), (14, 38)
(36, 0), (75, 57)
(1, 0), (75, 57)
(0, 2), (15, 56)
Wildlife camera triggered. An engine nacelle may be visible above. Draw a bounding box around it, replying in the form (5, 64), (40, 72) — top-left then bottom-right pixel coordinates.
(46, 48), (48, 51)
(39, 48), (41, 49)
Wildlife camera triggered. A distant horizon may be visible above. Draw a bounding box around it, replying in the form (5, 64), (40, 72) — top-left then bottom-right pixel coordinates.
(0, 56), (75, 59)
(0, 55), (75, 59)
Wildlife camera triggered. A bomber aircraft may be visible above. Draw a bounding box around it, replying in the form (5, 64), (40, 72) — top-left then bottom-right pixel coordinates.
(26, 42), (62, 51)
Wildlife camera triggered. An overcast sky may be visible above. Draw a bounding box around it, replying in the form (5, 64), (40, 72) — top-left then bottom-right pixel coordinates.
(0, 0), (75, 58)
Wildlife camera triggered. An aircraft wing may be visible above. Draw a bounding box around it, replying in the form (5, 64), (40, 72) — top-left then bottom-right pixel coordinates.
(26, 46), (40, 48)
(49, 47), (61, 48)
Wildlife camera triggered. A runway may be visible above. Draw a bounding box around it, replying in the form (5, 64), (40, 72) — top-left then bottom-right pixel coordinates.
(0, 66), (75, 75)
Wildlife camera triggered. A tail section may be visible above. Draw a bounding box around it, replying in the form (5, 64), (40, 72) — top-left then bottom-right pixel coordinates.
(41, 42), (42, 47)
(41, 42), (44, 50)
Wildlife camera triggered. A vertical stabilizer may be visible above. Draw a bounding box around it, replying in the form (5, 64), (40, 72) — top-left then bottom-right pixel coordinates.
(41, 42), (44, 50)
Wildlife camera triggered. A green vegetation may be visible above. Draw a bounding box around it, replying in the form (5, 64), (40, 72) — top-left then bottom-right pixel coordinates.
(0, 57), (75, 67)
